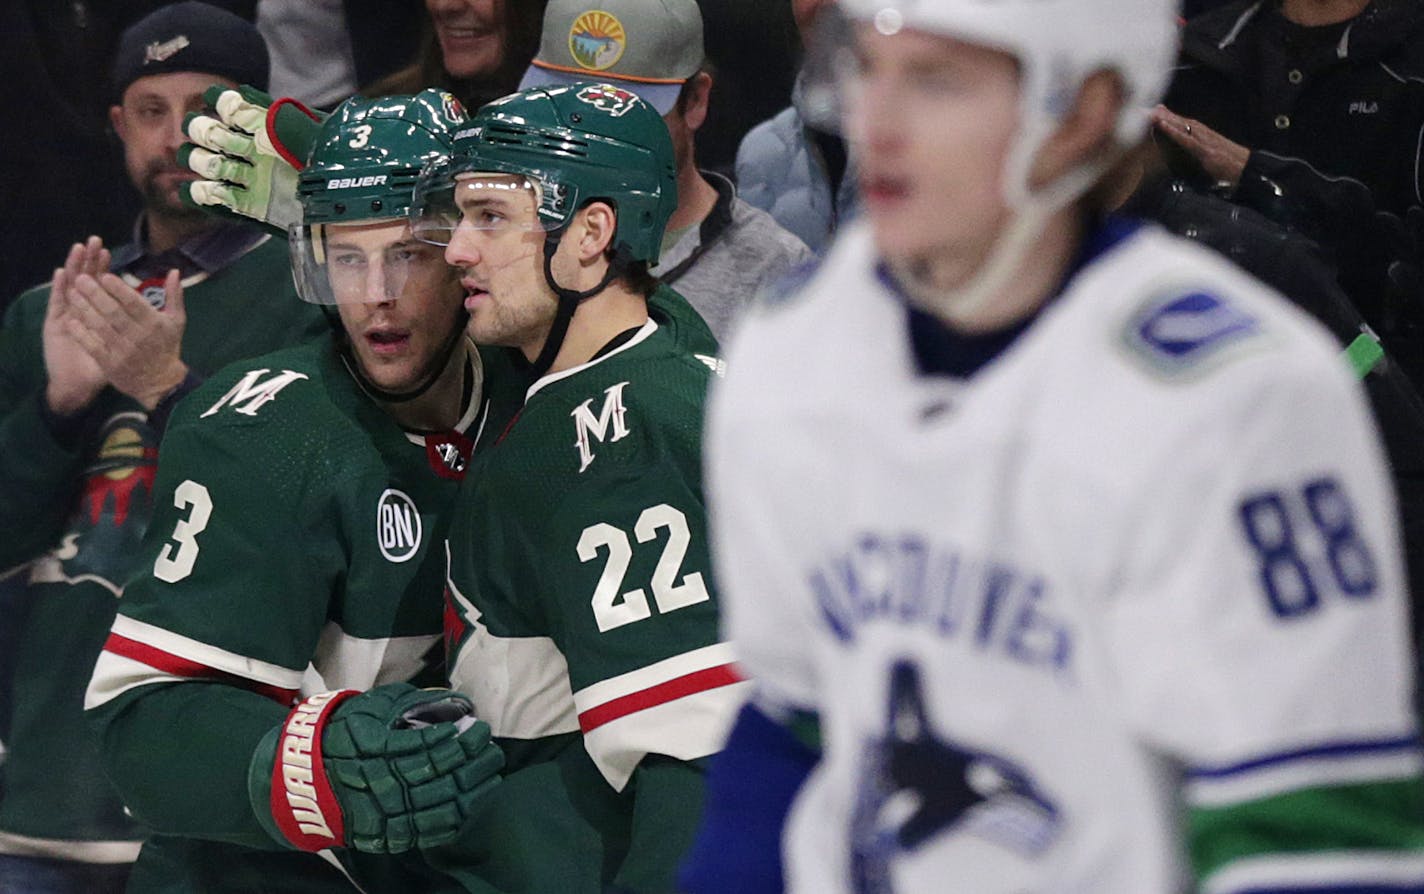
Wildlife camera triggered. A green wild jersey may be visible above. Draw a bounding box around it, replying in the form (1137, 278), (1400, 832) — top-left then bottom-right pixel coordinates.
(647, 282), (719, 358)
(85, 335), (505, 893)
(0, 233), (324, 861)
(437, 319), (747, 893)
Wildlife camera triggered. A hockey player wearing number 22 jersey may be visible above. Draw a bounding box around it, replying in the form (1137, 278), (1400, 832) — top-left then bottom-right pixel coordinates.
(411, 84), (744, 893)
(681, 2), (1424, 894)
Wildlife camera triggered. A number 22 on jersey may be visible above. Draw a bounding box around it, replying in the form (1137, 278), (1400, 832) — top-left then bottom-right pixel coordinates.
(579, 503), (709, 632)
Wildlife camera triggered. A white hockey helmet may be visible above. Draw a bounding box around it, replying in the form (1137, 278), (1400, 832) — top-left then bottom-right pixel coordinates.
(838, 0), (1180, 206)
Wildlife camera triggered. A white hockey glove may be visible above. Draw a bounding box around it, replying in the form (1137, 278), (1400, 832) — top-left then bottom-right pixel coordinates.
(178, 84), (323, 235)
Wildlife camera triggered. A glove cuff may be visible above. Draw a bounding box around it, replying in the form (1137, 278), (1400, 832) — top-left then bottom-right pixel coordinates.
(266, 97), (323, 170)
(268, 689), (360, 851)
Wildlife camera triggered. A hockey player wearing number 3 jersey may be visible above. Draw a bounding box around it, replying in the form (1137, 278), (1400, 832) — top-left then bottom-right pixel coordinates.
(84, 92), (509, 893)
(681, 2), (1424, 894)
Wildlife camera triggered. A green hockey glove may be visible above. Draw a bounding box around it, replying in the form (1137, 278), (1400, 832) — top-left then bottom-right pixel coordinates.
(250, 683), (504, 854)
(178, 84), (324, 235)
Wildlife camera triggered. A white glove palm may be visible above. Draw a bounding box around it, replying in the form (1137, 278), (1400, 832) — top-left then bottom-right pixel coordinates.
(179, 84), (323, 234)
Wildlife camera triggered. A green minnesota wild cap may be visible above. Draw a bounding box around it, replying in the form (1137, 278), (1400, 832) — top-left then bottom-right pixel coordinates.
(518, 0), (704, 115)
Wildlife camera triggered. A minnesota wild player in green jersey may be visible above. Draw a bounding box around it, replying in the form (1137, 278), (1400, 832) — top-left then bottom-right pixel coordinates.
(404, 83), (747, 893)
(85, 90), (506, 893)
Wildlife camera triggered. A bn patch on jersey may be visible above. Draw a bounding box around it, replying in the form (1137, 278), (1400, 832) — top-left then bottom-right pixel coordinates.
(1120, 289), (1260, 376)
(376, 489), (422, 563)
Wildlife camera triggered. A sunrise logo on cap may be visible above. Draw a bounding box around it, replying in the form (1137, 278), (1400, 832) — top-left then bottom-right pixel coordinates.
(568, 10), (626, 71)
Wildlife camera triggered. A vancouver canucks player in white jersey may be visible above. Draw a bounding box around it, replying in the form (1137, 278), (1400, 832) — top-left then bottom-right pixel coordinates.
(682, 2), (1424, 893)
(84, 91), (506, 893)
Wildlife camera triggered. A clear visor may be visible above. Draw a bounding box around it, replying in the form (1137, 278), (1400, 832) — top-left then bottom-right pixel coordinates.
(411, 161), (556, 247)
(288, 218), (454, 305)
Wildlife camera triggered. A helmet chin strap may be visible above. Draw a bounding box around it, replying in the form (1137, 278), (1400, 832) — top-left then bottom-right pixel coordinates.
(326, 305), (471, 404)
(525, 231), (635, 383)
(895, 154), (1111, 326)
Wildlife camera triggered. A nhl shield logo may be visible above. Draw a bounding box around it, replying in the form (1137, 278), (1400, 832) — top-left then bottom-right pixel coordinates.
(568, 10), (626, 71)
(576, 84), (640, 117)
(376, 489), (422, 563)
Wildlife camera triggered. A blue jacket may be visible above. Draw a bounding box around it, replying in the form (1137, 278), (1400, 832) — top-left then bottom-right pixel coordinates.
(734, 82), (859, 256)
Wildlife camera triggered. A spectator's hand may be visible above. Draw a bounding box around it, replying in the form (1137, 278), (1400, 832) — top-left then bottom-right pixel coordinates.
(42, 237), (110, 416)
(179, 84), (323, 235)
(66, 269), (189, 411)
(1152, 105), (1250, 189)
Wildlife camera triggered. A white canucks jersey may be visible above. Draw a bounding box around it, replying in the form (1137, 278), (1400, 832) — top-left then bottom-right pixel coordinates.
(707, 219), (1424, 894)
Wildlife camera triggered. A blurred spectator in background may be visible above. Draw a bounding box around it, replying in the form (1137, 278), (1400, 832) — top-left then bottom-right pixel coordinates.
(366, 0), (549, 111)
(735, 0), (857, 255)
(0, 1), (257, 317)
(1155, 0), (1424, 390)
(257, 0), (422, 108)
(0, 6), (323, 892)
(1182, 0), (1242, 17)
(521, 0), (812, 339)
(695, 0), (800, 177)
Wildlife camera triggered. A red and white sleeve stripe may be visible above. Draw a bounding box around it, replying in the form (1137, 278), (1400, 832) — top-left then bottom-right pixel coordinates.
(573, 642), (750, 791)
(86, 613), (303, 710)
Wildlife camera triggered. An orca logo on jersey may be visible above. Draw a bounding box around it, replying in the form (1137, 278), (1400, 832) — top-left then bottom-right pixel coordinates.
(850, 662), (1061, 892)
(571, 381), (631, 473)
(376, 489), (422, 563)
(201, 369), (310, 417)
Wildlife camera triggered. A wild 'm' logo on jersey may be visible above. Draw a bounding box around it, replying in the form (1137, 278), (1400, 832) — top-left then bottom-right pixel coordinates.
(201, 369), (309, 418)
(572, 381), (631, 473)
(376, 489), (422, 563)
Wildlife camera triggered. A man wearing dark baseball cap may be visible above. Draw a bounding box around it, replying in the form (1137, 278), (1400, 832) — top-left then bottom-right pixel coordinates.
(0, 5), (323, 892)
(520, 0), (813, 340)
(109, 1), (270, 104)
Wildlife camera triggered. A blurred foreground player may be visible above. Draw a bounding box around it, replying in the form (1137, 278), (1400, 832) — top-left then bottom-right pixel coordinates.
(683, 1), (1424, 892)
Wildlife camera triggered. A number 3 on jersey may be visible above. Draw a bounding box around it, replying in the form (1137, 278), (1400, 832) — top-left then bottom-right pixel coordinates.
(579, 503), (710, 632)
(154, 480), (213, 583)
(1238, 475), (1378, 619)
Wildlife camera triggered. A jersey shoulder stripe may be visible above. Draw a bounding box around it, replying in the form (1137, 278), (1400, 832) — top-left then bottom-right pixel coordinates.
(87, 613), (303, 709)
(1186, 737), (1424, 807)
(573, 643), (749, 790)
(578, 663), (742, 734)
(1200, 847), (1424, 894)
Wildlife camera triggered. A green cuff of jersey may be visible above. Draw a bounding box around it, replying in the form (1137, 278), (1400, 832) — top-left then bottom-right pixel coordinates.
(1189, 777), (1424, 884)
(1345, 332), (1386, 379)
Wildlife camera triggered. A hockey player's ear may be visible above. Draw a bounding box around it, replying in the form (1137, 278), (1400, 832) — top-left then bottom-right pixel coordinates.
(574, 201), (617, 263)
(1028, 70), (1125, 191)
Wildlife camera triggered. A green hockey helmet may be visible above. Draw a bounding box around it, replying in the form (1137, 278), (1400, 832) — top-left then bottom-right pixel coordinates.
(411, 82), (678, 266)
(291, 89), (467, 304)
